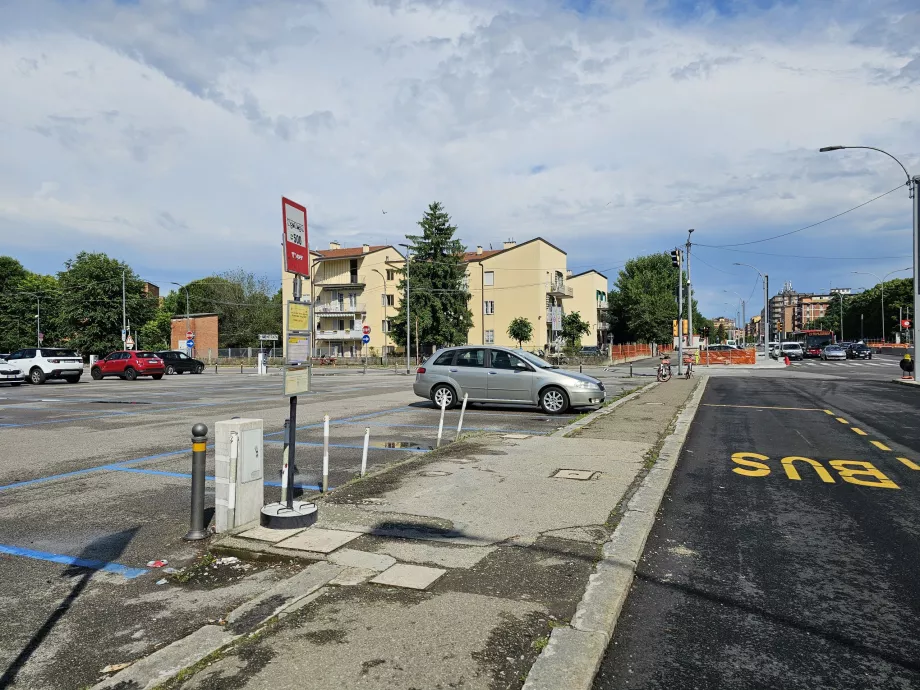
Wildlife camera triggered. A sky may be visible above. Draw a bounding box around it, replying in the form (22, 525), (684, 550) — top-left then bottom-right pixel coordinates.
(1, 0), (918, 319)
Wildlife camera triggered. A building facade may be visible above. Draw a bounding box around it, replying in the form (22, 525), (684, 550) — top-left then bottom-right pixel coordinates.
(568, 270), (609, 348)
(170, 313), (219, 359)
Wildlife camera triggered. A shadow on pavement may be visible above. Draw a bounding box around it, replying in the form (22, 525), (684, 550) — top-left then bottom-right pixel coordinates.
(0, 527), (140, 689)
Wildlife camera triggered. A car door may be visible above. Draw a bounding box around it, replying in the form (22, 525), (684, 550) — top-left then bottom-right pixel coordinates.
(449, 348), (489, 400)
(7, 350), (28, 375)
(110, 352), (129, 374)
(176, 352), (193, 372)
(486, 350), (535, 402)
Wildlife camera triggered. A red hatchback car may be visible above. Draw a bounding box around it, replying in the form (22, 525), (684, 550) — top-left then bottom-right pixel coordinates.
(91, 351), (165, 381)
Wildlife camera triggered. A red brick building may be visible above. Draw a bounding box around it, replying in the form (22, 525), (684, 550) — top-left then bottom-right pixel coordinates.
(170, 313), (219, 359)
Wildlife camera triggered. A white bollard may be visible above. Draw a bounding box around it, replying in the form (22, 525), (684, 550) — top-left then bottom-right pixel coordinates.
(322, 415), (330, 492)
(361, 427), (370, 477)
(436, 395), (447, 447)
(455, 393), (468, 441)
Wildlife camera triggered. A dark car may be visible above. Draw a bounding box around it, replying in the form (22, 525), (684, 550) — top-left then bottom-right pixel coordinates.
(91, 351), (165, 380)
(847, 343), (873, 360)
(156, 350), (205, 375)
(579, 346), (601, 356)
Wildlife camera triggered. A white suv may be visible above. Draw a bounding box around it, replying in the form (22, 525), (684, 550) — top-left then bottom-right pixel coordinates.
(6, 348), (84, 384)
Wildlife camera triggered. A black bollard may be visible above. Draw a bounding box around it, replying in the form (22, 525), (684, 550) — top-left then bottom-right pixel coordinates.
(184, 423), (209, 541)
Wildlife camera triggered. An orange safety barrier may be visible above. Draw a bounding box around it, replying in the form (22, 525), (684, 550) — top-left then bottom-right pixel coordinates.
(699, 348), (757, 365)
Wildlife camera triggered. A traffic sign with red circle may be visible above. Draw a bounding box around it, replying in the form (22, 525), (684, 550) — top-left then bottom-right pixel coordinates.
(186, 331), (194, 339)
(362, 325), (371, 335)
(902, 319), (911, 329)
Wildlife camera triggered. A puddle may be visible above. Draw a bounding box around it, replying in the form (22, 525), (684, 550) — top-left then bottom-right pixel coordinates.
(89, 400), (153, 405)
(368, 441), (433, 451)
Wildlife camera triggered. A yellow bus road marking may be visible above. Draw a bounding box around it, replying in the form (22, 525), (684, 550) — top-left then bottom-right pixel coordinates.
(897, 457), (920, 470)
(703, 404), (826, 412)
(851, 428), (868, 436)
(824, 409), (834, 415)
(835, 417), (849, 424)
(871, 441), (892, 451)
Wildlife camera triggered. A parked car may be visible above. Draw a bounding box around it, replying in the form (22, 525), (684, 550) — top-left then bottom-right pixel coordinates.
(0, 359), (25, 386)
(156, 350), (205, 375)
(821, 345), (847, 361)
(91, 351), (165, 380)
(5, 347), (83, 384)
(704, 344), (741, 352)
(413, 346), (606, 414)
(579, 346), (601, 357)
(779, 342), (805, 361)
(847, 343), (873, 360)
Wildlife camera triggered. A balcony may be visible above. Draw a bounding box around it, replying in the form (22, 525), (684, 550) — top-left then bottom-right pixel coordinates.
(598, 322), (610, 330)
(597, 299), (609, 310)
(316, 329), (365, 340)
(315, 276), (365, 289)
(547, 280), (573, 298)
(314, 302), (366, 315)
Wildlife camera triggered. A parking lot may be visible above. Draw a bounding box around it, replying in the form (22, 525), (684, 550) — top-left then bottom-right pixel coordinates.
(0, 366), (640, 689)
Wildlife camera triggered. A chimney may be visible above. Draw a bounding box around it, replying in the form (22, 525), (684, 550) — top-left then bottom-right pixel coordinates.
(566, 270), (573, 279)
(503, 238), (517, 249)
(329, 241), (341, 250)
(362, 243), (370, 253)
(476, 246), (483, 255)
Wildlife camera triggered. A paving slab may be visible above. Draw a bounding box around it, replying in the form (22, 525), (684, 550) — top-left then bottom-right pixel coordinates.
(275, 527), (363, 554)
(371, 563), (447, 590)
(237, 525), (304, 543)
(328, 548), (396, 572)
(329, 566), (377, 586)
(368, 539), (496, 569)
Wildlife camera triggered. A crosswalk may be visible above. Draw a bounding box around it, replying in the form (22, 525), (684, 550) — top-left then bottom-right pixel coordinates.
(790, 360), (897, 367)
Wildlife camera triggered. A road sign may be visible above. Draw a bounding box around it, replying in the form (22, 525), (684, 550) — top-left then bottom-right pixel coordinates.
(902, 319), (911, 329)
(258, 333), (279, 341)
(362, 334), (370, 344)
(186, 330), (194, 339)
(38, 332), (44, 342)
(362, 325), (371, 335)
(186, 339), (195, 348)
(282, 197), (310, 277)
(125, 336), (135, 349)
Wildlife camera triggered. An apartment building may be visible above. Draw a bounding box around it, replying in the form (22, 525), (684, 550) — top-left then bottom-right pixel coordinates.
(465, 238), (572, 350)
(767, 282), (842, 338)
(567, 270), (609, 347)
(281, 242), (404, 358)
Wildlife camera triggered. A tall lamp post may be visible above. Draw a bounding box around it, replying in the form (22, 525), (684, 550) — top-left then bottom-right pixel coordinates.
(733, 263), (769, 359)
(398, 243), (411, 373)
(686, 228), (695, 347)
(371, 268), (388, 365)
(851, 268), (910, 342)
(724, 290), (745, 344)
(820, 145), (919, 353)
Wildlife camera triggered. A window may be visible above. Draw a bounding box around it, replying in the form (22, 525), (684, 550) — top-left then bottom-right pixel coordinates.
(433, 351), (455, 366)
(485, 330), (494, 344)
(484, 300), (494, 315)
(484, 271), (494, 286)
(41, 349), (77, 357)
(177, 353), (190, 360)
(382, 294), (395, 307)
(491, 350), (528, 370)
(382, 320), (391, 333)
(455, 349), (485, 367)
(386, 269), (395, 281)
(337, 319), (345, 330)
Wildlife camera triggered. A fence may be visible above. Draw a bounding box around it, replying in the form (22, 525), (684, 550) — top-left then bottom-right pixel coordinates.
(698, 348), (757, 365)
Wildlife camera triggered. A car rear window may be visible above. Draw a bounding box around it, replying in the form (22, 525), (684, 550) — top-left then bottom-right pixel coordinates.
(135, 351), (159, 358)
(41, 349), (78, 357)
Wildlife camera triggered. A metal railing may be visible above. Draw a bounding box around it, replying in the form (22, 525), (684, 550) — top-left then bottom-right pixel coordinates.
(316, 329), (365, 340)
(315, 302), (366, 314)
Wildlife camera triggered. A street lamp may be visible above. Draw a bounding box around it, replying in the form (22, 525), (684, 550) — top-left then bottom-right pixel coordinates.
(820, 145), (919, 353)
(371, 268), (388, 365)
(850, 268), (910, 342)
(398, 243), (411, 373)
(733, 263), (769, 359)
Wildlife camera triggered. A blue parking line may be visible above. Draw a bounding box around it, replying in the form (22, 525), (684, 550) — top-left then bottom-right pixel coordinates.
(110, 467), (327, 491)
(0, 544), (148, 579)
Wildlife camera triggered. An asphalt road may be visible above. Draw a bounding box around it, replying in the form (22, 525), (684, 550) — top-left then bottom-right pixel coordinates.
(0, 367), (638, 690)
(594, 376), (920, 690)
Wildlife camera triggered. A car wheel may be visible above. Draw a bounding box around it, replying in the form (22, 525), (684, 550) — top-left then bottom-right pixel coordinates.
(868, 354), (872, 360)
(539, 386), (569, 415)
(194, 364), (204, 374)
(431, 384), (457, 410)
(91, 367), (103, 380)
(29, 367), (46, 385)
(165, 364), (176, 375)
(152, 374), (163, 380)
(124, 367), (137, 381)
(65, 376), (80, 384)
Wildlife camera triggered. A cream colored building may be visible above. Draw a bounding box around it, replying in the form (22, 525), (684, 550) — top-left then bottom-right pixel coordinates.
(567, 270), (610, 348)
(282, 242), (404, 358)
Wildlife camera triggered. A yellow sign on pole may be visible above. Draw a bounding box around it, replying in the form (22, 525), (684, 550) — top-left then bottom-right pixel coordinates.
(288, 302), (311, 332)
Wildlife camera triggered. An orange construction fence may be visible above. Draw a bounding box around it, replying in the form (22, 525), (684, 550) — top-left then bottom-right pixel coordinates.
(698, 348), (757, 365)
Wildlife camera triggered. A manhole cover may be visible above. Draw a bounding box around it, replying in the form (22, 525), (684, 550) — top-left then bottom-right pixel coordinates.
(552, 469), (599, 481)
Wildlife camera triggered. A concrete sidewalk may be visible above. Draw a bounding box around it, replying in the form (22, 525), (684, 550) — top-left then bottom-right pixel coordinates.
(96, 378), (704, 690)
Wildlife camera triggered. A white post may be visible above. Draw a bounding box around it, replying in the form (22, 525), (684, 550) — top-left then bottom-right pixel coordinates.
(280, 442), (289, 504)
(361, 427), (370, 477)
(436, 395), (447, 447)
(322, 415), (330, 492)
(455, 393), (468, 441)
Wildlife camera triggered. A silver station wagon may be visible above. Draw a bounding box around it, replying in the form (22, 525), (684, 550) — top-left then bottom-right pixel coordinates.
(413, 345), (606, 414)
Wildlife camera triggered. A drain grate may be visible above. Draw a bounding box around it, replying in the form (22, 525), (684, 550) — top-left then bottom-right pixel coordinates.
(552, 469), (599, 481)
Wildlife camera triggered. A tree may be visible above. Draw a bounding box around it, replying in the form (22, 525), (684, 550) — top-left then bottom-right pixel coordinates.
(390, 202), (473, 353)
(561, 311), (591, 356)
(57, 252), (156, 356)
(607, 253), (706, 345)
(715, 323), (726, 343)
(507, 317), (533, 348)
(139, 308), (174, 350)
(0, 257), (63, 352)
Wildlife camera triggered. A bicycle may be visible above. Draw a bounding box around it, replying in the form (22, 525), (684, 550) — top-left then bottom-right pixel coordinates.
(657, 356), (672, 382)
(683, 354), (694, 379)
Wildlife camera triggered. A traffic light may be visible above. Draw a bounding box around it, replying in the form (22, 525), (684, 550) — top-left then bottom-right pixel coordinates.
(670, 249), (682, 268)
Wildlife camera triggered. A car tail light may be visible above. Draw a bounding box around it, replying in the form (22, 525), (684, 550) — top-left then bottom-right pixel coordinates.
(416, 367), (426, 374)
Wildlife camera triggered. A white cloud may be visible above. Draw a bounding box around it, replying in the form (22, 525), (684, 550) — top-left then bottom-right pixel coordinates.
(0, 0), (918, 311)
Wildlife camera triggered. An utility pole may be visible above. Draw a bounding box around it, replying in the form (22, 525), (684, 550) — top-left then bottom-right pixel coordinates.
(765, 274), (770, 353)
(671, 248), (683, 376)
(399, 244), (411, 374)
(840, 293), (844, 342)
(686, 229), (694, 350)
(36, 296), (41, 348)
(122, 269), (127, 347)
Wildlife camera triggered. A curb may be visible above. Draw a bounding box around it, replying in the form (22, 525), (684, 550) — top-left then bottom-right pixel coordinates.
(523, 376), (709, 690)
(551, 381), (658, 438)
(893, 377), (920, 387)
